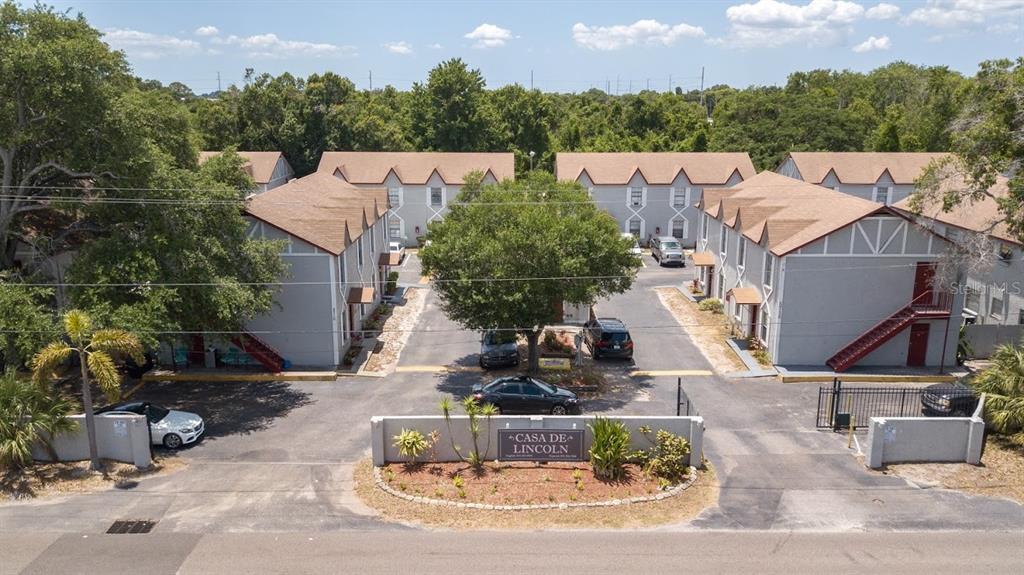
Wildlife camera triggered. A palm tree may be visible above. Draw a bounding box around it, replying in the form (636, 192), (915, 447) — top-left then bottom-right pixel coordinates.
(0, 369), (77, 468)
(31, 310), (143, 471)
(972, 341), (1024, 445)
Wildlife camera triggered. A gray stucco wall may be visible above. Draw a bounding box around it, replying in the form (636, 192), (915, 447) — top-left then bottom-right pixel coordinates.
(371, 415), (704, 467)
(777, 254), (961, 367)
(369, 171), (498, 247)
(578, 170), (744, 249)
(865, 413), (985, 468)
(33, 414), (152, 468)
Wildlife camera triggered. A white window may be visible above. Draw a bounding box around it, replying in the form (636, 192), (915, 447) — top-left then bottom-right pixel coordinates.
(672, 189), (686, 208)
(389, 220), (402, 239)
(991, 293), (1004, 320)
(701, 213), (708, 240)
(763, 253), (774, 287)
(719, 224), (727, 255)
(370, 223), (375, 253)
(628, 218), (641, 237)
(339, 253), (347, 285)
(357, 237), (364, 266)
(388, 187), (400, 207)
(738, 236), (747, 267)
(630, 187), (643, 206)
(874, 186), (891, 204)
(671, 219), (686, 239)
(759, 306), (769, 343)
(430, 187), (443, 206)
(965, 286), (980, 312)
(716, 270), (725, 300)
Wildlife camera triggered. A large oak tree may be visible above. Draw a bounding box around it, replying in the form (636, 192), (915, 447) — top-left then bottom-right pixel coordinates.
(420, 172), (639, 372)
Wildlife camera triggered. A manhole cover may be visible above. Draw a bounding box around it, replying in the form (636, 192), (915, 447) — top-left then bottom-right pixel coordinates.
(106, 520), (157, 534)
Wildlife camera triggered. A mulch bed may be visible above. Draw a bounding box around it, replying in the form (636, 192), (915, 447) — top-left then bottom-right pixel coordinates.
(379, 460), (671, 505)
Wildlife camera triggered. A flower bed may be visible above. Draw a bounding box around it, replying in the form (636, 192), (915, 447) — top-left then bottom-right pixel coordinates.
(374, 461), (694, 509)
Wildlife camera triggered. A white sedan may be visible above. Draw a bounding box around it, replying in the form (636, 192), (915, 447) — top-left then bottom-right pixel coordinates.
(389, 240), (406, 263)
(96, 401), (205, 449)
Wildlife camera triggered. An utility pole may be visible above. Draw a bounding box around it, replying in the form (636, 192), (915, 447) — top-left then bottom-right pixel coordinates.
(216, 71), (221, 92)
(616, 75), (620, 95)
(628, 79), (632, 94)
(369, 70), (373, 91)
(668, 74), (672, 94)
(699, 66), (705, 107)
(646, 78), (650, 91)
(606, 78), (610, 94)
(530, 69), (534, 90)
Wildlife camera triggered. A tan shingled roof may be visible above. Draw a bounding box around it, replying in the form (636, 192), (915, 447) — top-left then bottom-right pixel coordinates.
(555, 153), (756, 185)
(785, 152), (949, 185)
(893, 176), (1021, 246)
(317, 152), (515, 185)
(700, 171), (902, 256)
(244, 171), (387, 255)
(199, 151), (285, 185)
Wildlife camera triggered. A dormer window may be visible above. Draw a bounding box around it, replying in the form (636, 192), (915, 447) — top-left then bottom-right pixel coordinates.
(874, 186), (891, 204)
(630, 187), (643, 206)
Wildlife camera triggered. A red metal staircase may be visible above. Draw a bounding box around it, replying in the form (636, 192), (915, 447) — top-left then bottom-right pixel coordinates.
(826, 291), (951, 372)
(231, 332), (288, 372)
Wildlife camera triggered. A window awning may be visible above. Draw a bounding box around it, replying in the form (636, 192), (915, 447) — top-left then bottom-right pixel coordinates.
(378, 252), (402, 266)
(692, 252), (715, 267)
(347, 287), (375, 304)
(727, 287), (762, 306)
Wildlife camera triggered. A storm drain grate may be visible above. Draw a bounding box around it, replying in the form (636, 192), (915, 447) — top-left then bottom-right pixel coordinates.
(106, 520), (157, 534)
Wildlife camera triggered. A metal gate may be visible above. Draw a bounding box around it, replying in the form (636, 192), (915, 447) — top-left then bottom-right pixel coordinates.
(816, 378), (929, 430)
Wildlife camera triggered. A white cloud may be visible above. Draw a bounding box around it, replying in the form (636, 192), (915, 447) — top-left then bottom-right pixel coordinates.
(904, 0), (1023, 28)
(987, 21), (1021, 34)
(194, 25), (219, 37)
(213, 33), (355, 58)
(103, 28), (201, 59)
(717, 0), (867, 48)
(464, 23), (513, 48)
(852, 34), (891, 51)
(571, 19), (705, 50)
(427, 43), (443, 49)
(384, 41), (413, 55)
(865, 3), (900, 19)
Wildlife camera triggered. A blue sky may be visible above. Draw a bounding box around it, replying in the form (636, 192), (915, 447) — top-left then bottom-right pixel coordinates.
(46, 0), (1023, 94)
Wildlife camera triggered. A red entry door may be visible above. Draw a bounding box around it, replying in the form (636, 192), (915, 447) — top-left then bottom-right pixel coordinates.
(913, 262), (936, 305)
(907, 323), (930, 366)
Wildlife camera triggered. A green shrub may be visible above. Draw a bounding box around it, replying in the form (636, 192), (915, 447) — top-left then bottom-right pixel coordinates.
(698, 298), (723, 314)
(386, 271), (399, 295)
(633, 427), (691, 484)
(588, 417), (631, 480)
(392, 428), (430, 463)
(0, 370), (77, 468)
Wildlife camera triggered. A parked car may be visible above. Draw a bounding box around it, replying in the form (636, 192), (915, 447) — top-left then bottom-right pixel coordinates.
(621, 233), (642, 257)
(479, 329), (520, 369)
(582, 317), (634, 360)
(471, 375), (581, 415)
(388, 240), (406, 263)
(650, 236), (685, 267)
(921, 382), (978, 417)
(96, 401), (204, 449)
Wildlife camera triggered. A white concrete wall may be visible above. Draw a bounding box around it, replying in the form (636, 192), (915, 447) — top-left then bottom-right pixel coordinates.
(370, 415), (704, 467)
(865, 412), (985, 469)
(32, 414), (152, 468)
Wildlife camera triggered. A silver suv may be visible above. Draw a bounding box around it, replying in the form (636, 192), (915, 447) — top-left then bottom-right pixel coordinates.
(651, 236), (685, 267)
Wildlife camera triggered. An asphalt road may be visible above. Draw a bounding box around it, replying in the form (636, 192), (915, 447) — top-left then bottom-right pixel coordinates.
(7, 531), (1024, 574)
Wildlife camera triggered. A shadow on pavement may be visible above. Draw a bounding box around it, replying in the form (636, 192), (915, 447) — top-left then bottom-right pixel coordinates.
(129, 379), (313, 442)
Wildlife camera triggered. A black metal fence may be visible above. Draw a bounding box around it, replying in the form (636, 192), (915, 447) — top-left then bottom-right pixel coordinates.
(676, 377), (698, 417)
(816, 379), (930, 430)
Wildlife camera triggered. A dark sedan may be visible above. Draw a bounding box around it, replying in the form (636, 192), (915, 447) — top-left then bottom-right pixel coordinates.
(921, 382), (978, 417)
(471, 376), (581, 415)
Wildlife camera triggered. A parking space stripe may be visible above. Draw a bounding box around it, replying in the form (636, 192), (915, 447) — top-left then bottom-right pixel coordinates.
(631, 369), (713, 377)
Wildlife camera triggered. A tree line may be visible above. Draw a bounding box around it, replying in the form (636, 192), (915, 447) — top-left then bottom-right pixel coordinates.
(178, 57), (972, 176)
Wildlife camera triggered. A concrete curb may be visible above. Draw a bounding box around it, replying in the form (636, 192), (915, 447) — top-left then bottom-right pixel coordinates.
(372, 465), (697, 511)
(142, 370), (337, 382)
(725, 338), (778, 376)
(778, 373), (957, 383)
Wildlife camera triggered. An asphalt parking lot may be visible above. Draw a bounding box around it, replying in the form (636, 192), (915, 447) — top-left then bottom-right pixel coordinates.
(1, 253), (1022, 534)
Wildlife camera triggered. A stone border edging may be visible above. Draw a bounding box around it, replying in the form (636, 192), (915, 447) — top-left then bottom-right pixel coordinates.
(373, 465), (697, 510)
